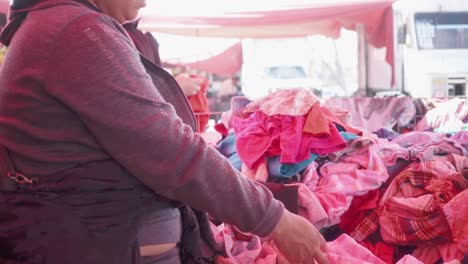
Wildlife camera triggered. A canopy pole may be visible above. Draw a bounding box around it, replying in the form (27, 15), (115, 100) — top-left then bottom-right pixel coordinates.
(357, 24), (369, 96)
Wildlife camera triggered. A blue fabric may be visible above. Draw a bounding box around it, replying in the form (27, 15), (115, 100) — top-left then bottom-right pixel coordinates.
(216, 133), (237, 157)
(268, 153), (318, 178)
(340, 132), (359, 142)
(266, 132), (357, 178)
(216, 133), (242, 170)
(228, 154), (242, 171)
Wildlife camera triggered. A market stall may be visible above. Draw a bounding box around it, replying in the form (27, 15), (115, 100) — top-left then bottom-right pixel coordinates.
(0, 1), (466, 263)
(135, 2), (467, 262)
(210, 89), (468, 263)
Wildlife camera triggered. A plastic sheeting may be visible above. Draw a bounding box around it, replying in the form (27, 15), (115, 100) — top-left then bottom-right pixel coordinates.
(0, 0), (396, 79)
(139, 0), (396, 81)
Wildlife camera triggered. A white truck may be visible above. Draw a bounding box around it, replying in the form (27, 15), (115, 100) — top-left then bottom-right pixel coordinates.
(240, 38), (320, 99)
(367, 0), (468, 98)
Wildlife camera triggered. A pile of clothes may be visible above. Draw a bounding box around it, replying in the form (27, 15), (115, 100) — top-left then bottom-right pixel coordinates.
(211, 89), (467, 264)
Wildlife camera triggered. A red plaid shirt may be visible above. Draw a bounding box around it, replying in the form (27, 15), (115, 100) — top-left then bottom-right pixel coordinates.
(351, 154), (468, 246)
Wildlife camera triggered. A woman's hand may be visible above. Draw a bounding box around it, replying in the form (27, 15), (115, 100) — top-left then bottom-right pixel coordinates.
(269, 210), (329, 264)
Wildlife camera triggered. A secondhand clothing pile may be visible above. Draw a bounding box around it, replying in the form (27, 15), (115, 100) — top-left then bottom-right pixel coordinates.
(211, 89), (468, 264)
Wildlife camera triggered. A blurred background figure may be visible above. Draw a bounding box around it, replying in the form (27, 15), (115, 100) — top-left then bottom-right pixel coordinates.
(216, 75), (242, 111)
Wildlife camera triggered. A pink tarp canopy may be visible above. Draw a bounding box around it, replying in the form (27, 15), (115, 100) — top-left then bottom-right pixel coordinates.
(167, 41), (243, 77)
(161, 40), (243, 77)
(0, 0), (396, 81)
(140, 0), (396, 81)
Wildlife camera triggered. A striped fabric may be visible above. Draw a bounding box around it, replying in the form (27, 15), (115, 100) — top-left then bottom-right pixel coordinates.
(351, 155), (468, 245)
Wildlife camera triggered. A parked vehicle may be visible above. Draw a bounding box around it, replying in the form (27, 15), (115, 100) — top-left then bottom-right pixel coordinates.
(368, 0), (468, 98)
(240, 38), (321, 99)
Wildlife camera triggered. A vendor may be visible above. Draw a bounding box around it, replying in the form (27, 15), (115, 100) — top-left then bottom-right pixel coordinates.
(0, 0), (328, 263)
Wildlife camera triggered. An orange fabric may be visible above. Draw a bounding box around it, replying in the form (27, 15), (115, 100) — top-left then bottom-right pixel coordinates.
(303, 102), (363, 136)
(321, 105), (363, 136)
(303, 103), (331, 136)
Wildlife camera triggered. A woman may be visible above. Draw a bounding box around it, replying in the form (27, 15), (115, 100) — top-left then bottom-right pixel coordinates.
(0, 0), (329, 263)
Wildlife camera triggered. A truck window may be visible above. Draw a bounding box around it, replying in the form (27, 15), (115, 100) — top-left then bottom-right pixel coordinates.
(264, 66), (307, 79)
(415, 12), (468, 49)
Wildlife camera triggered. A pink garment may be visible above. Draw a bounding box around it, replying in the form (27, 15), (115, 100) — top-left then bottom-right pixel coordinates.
(443, 189), (468, 253)
(450, 130), (468, 151)
(302, 163), (353, 227)
(374, 137), (412, 166)
(317, 162), (388, 195)
(287, 183), (329, 226)
(217, 233), (392, 264)
(298, 136), (389, 228)
(412, 243), (465, 264)
(214, 96), (255, 137)
(326, 105), (351, 124)
(232, 111), (346, 168)
(379, 133), (467, 165)
(301, 162), (320, 188)
(382, 135), (467, 164)
(399, 253), (467, 264)
(301, 162), (350, 228)
(212, 224), (280, 264)
(391, 131), (447, 146)
(241, 158), (269, 182)
(410, 138), (468, 162)
(414, 98), (468, 131)
(215, 229), (402, 264)
(328, 138), (390, 189)
(320, 103), (363, 136)
(395, 255), (424, 264)
(326, 234), (386, 264)
(324, 97), (416, 132)
(314, 192), (353, 228)
(284, 117), (347, 161)
(243, 89), (320, 116)
(328, 136), (375, 162)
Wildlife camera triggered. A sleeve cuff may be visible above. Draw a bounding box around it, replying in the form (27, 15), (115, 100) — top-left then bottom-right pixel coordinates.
(250, 199), (285, 237)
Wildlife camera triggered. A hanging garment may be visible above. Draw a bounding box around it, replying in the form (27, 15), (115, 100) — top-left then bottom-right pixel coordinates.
(324, 97), (416, 133)
(187, 74), (210, 132)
